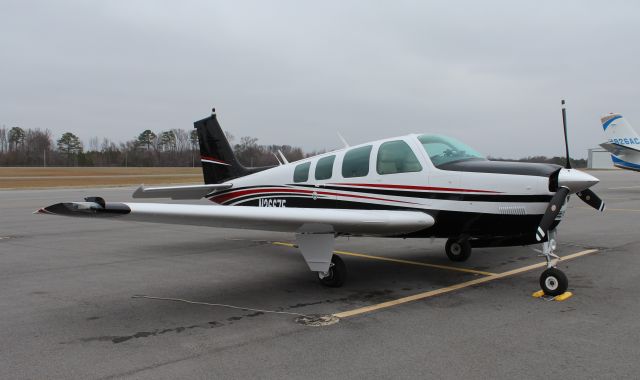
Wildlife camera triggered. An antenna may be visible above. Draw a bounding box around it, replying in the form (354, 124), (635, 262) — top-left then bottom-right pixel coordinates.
(337, 132), (350, 148)
(277, 150), (289, 164)
(272, 153), (282, 165)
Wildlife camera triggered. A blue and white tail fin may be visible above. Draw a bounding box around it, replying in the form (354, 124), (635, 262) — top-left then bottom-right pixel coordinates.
(601, 114), (640, 149)
(600, 114), (640, 172)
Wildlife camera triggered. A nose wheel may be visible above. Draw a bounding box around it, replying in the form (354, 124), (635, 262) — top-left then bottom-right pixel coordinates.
(540, 267), (568, 296)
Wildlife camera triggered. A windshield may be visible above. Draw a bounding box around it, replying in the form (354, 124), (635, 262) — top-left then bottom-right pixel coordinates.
(418, 135), (486, 167)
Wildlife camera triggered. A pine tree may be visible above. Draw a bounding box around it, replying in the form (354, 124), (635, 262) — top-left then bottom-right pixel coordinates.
(137, 130), (157, 150)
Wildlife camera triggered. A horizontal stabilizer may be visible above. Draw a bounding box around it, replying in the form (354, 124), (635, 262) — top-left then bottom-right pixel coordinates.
(36, 202), (435, 236)
(600, 142), (640, 156)
(132, 183), (232, 200)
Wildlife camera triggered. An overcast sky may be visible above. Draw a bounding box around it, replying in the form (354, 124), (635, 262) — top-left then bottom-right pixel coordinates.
(1, 0), (639, 158)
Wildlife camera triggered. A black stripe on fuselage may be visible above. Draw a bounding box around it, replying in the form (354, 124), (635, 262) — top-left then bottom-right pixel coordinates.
(289, 184), (553, 203)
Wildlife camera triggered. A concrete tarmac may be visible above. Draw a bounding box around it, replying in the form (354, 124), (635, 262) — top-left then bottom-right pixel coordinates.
(1, 170), (638, 379)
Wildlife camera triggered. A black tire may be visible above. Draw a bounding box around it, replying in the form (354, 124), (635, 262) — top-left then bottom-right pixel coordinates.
(540, 267), (568, 296)
(445, 238), (472, 262)
(318, 255), (346, 287)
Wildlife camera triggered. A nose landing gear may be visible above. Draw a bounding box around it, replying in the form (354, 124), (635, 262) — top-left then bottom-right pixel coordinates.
(538, 229), (568, 296)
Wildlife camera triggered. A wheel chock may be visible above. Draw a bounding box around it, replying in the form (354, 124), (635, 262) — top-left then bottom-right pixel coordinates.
(532, 290), (573, 301)
(554, 291), (573, 301)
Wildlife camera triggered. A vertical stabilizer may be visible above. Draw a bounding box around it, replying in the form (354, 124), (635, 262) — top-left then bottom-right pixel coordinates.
(601, 114), (640, 149)
(194, 110), (273, 184)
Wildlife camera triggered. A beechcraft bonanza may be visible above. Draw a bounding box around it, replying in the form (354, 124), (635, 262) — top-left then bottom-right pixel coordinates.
(600, 113), (640, 172)
(38, 101), (605, 296)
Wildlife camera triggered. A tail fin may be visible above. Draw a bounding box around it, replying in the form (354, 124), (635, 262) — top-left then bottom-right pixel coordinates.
(194, 110), (273, 184)
(601, 113), (640, 149)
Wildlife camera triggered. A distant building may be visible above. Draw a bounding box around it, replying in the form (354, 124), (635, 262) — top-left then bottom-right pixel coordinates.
(587, 148), (616, 169)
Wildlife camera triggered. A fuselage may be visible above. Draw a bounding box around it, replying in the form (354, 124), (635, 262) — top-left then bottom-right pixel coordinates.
(208, 134), (562, 240)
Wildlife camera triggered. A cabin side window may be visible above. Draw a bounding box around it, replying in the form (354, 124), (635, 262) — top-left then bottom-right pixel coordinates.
(376, 140), (423, 175)
(341, 145), (372, 178)
(293, 162), (311, 183)
(315, 155), (336, 180)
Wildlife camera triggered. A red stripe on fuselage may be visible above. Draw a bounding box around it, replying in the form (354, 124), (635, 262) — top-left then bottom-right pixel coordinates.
(330, 183), (501, 193)
(210, 187), (419, 205)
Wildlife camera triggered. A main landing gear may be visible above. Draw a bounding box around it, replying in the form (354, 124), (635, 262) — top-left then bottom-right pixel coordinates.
(318, 254), (346, 287)
(445, 237), (471, 262)
(538, 229), (568, 296)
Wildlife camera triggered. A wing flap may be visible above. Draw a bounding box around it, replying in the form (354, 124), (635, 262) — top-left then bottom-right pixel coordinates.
(132, 184), (232, 200)
(37, 202), (434, 236)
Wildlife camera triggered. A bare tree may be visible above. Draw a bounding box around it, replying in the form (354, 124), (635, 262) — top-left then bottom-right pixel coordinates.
(173, 129), (190, 153)
(25, 129), (52, 162)
(89, 136), (100, 152)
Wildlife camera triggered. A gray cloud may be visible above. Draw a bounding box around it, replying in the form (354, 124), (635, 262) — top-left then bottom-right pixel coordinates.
(1, 0), (639, 158)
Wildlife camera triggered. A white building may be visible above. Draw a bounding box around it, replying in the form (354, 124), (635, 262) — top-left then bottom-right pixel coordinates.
(587, 148), (615, 169)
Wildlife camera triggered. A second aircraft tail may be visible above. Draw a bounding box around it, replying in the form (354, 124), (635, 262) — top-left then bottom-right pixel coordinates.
(601, 114), (640, 149)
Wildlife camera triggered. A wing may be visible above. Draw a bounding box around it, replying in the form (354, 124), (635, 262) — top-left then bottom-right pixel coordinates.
(36, 201), (434, 236)
(132, 183), (232, 200)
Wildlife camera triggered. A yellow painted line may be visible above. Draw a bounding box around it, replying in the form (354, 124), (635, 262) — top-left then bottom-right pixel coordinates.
(332, 250), (496, 276)
(333, 249), (598, 319)
(272, 242), (297, 248)
(271, 242), (495, 276)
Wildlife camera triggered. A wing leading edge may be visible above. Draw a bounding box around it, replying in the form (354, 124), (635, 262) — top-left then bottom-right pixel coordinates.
(37, 201), (434, 236)
(132, 183), (232, 200)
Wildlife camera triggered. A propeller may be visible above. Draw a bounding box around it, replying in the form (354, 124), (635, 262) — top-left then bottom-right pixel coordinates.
(561, 100), (571, 169)
(576, 189), (606, 212)
(536, 187), (569, 241)
(535, 100), (605, 241)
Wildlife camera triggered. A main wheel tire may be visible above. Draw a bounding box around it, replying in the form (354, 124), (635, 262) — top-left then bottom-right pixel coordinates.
(445, 238), (472, 262)
(540, 267), (568, 296)
(318, 255), (346, 287)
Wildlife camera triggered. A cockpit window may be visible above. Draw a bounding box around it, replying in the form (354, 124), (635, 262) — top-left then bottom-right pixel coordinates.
(418, 135), (485, 167)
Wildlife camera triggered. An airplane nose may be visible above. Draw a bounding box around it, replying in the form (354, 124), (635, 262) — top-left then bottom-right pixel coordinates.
(557, 169), (599, 193)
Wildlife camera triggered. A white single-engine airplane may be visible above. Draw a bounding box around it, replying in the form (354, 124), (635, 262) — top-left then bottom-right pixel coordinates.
(600, 113), (640, 172)
(38, 101), (604, 296)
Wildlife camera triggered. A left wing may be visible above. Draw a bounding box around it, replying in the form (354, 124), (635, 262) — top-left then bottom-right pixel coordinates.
(132, 183), (232, 200)
(36, 201), (434, 236)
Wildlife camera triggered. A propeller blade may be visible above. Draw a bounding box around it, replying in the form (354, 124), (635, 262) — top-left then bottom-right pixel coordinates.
(536, 187), (570, 241)
(561, 100), (572, 169)
(576, 188), (606, 212)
